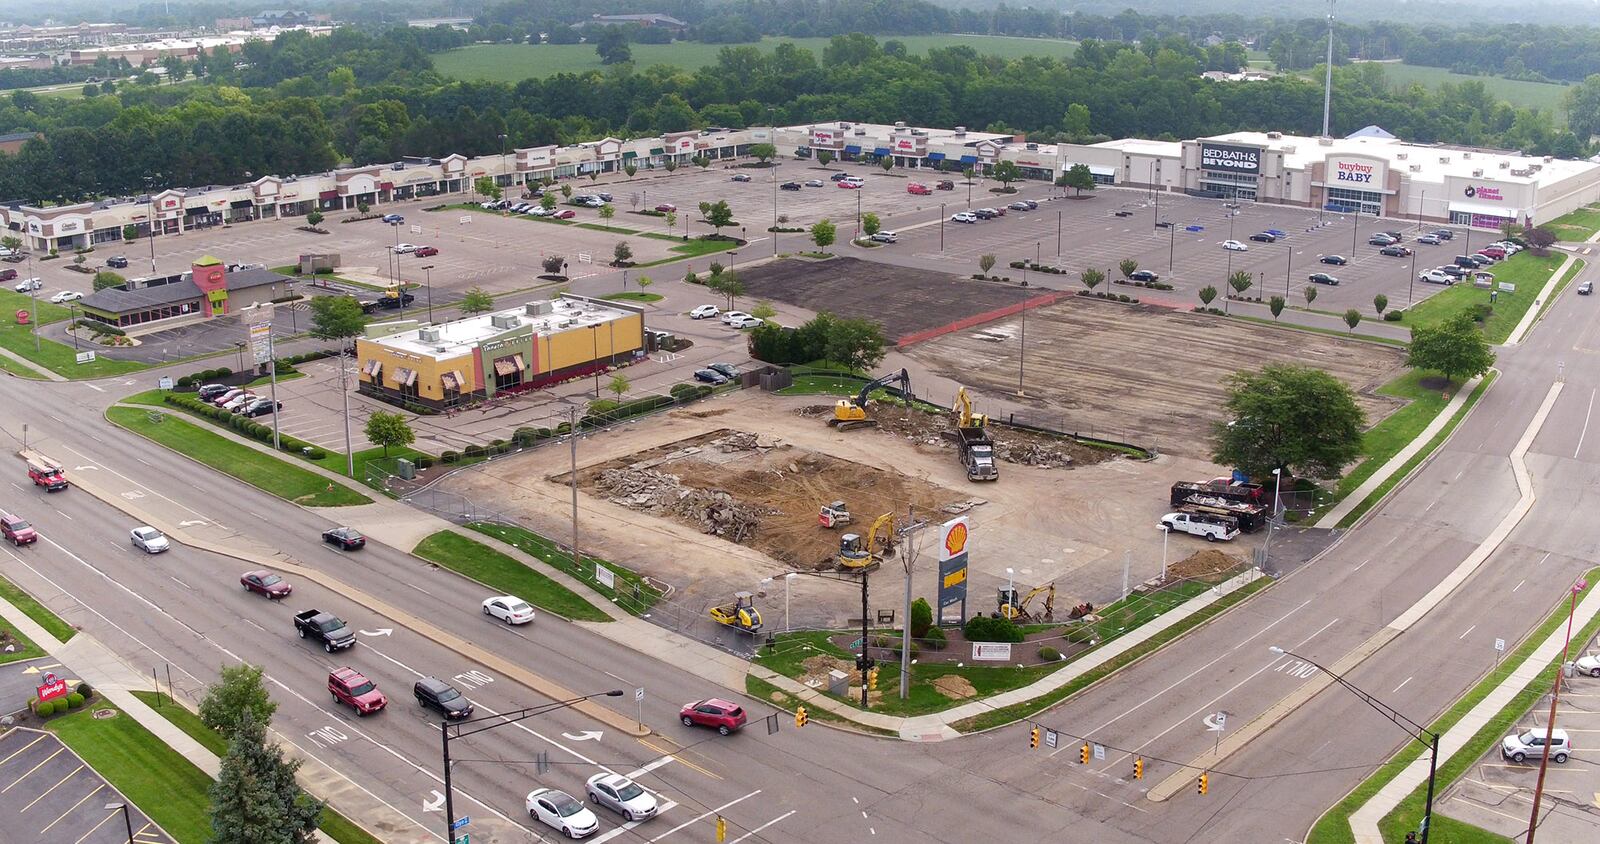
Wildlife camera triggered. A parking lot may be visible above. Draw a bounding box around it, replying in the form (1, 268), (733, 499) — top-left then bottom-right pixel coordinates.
(0, 728), (171, 844)
(1438, 637), (1600, 842)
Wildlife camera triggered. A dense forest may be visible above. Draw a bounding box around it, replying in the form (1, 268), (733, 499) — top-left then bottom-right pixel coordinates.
(0, 26), (1585, 206)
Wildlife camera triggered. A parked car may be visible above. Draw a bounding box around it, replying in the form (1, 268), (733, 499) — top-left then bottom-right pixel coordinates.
(730, 174), (751, 182)
(654, 203), (676, 212)
(0, 269), (14, 282)
(1439, 264), (1468, 279)
(870, 231), (897, 243)
(1113, 210), (1134, 218)
(1502, 728), (1570, 764)
(1319, 255), (1348, 266)
(392, 243), (417, 254)
(804, 179), (824, 188)
(720, 311), (753, 325)
(829, 172), (850, 181)
(525, 789), (598, 839)
(707, 363), (739, 379)
(586, 773), (658, 823)
(1248, 233), (1277, 243)
(690, 305), (720, 320)
(1419, 269), (1455, 285)
(1431, 229), (1454, 240)
(1417, 234), (1442, 245)
(1575, 652), (1600, 674)
(222, 393), (257, 412)
(1221, 240), (1249, 252)
(782, 182), (803, 191)
(596, 192), (613, 202)
(1381, 230), (1405, 241)
(1307, 272), (1341, 285)
(197, 384), (230, 401)
(130, 525), (169, 553)
(1367, 234), (1396, 246)
(949, 212), (977, 224)
(1379, 245), (1410, 257)
(1479, 246), (1508, 259)
(1129, 269), (1160, 282)
(414, 676), (473, 719)
(322, 526), (366, 550)
(906, 183), (932, 195)
(553, 209), (576, 219)
(1160, 512), (1239, 542)
(482, 595), (535, 625)
(211, 388), (247, 407)
(381, 214), (404, 224)
(106, 255), (129, 268)
(680, 698), (747, 735)
(413, 246), (439, 257)
(936, 180), (955, 190)
(242, 398), (282, 418)
(14, 277), (42, 292)
(728, 315), (763, 329)
(328, 667), (387, 716)
(49, 291), (83, 304)
(694, 368), (729, 385)
(240, 570), (292, 599)
(973, 208), (997, 220)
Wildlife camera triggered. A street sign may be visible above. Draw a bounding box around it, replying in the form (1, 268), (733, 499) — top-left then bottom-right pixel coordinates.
(158, 376), (173, 390)
(635, 687), (645, 702)
(1093, 744), (1106, 761)
(578, 252), (592, 264)
(595, 563), (614, 589)
(458, 216), (471, 225)
(75, 351), (96, 364)
(1494, 638), (1506, 653)
(1043, 729), (1058, 749)
(453, 836), (468, 844)
(451, 817), (469, 831)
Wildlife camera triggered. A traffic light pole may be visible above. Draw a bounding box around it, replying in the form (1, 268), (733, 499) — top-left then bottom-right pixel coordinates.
(859, 570), (871, 708)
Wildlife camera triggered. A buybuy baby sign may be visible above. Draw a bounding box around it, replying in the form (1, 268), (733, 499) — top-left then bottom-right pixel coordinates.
(1334, 160), (1377, 184)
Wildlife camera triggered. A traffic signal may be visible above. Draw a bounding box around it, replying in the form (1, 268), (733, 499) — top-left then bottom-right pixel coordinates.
(867, 666), (879, 691)
(795, 706), (808, 728)
(1197, 772), (1209, 795)
(1133, 757), (1144, 780)
(1079, 742), (1090, 764)
(716, 815), (727, 843)
(1029, 726), (1040, 749)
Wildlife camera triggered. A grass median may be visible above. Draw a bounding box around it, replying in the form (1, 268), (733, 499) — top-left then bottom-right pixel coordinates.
(1546, 204), (1600, 242)
(0, 570), (77, 644)
(130, 691), (383, 844)
(412, 530), (610, 622)
(47, 703), (214, 843)
(107, 406), (371, 507)
(1401, 252), (1567, 342)
(0, 288), (146, 378)
(465, 521), (660, 614)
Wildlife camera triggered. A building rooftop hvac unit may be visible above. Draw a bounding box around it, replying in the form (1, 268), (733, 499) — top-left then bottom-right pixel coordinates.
(490, 313), (519, 330)
(418, 327), (440, 343)
(524, 301), (553, 316)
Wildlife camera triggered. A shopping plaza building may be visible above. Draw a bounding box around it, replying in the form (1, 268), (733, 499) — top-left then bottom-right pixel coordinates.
(5, 121), (1598, 255)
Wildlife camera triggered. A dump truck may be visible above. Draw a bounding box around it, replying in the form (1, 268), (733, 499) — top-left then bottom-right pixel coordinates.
(709, 592), (762, 634)
(951, 387), (998, 481)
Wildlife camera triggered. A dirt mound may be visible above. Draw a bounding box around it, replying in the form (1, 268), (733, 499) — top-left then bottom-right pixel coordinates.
(932, 675), (977, 700)
(1167, 549), (1244, 581)
(799, 654), (854, 688)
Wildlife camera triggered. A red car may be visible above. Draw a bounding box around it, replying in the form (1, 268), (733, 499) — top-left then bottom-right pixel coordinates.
(906, 183), (932, 195)
(413, 246), (439, 257)
(654, 203), (677, 213)
(1478, 246), (1506, 259)
(240, 570), (292, 599)
(0, 269), (15, 282)
(680, 698), (747, 736)
(554, 209), (576, 219)
(329, 668), (387, 715)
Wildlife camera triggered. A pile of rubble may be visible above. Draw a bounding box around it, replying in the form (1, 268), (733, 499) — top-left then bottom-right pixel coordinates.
(593, 467), (775, 542)
(711, 431), (782, 453)
(993, 441), (1075, 469)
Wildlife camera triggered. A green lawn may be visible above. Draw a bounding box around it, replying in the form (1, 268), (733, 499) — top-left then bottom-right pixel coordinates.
(1230, 313), (1406, 346)
(0, 570), (77, 644)
(776, 374), (869, 396)
(1401, 252), (1568, 342)
(466, 522), (662, 614)
(1545, 204), (1600, 242)
(436, 35), (1078, 82)
(47, 704), (215, 843)
(1368, 62), (1569, 118)
(600, 291), (663, 303)
(412, 530), (610, 622)
(0, 288), (146, 378)
(107, 407), (371, 506)
(129, 692), (384, 844)
(576, 222), (641, 235)
(634, 236), (739, 267)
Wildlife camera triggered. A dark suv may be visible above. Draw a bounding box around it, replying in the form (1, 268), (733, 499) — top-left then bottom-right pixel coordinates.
(414, 677), (473, 719)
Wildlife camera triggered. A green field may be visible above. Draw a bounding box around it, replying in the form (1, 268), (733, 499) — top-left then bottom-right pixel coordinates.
(1359, 62), (1569, 118)
(435, 34), (1078, 82)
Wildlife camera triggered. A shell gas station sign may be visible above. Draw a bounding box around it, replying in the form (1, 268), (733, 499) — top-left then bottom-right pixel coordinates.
(937, 517), (970, 624)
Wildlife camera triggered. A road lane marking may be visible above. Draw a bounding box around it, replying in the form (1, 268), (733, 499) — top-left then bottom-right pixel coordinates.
(1460, 624), (1477, 639)
(1578, 389), (1596, 458)
(637, 738), (720, 780)
(1393, 677), (1412, 694)
(728, 811), (795, 844)
(0, 734), (47, 766)
(646, 790), (759, 842)
(1352, 558), (1370, 572)
(72, 807), (125, 844)
(1514, 579), (1525, 592)
(625, 756), (675, 779)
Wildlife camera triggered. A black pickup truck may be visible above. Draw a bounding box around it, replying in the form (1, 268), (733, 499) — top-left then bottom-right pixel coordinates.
(294, 609), (356, 652)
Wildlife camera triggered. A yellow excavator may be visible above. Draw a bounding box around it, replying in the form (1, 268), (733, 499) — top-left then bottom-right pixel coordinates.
(838, 512), (896, 572)
(709, 591), (763, 634)
(954, 386), (989, 430)
(829, 369), (911, 431)
(997, 583), (1055, 622)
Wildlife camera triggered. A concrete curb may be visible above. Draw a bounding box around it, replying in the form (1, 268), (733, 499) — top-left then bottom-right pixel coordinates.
(0, 344), (61, 381)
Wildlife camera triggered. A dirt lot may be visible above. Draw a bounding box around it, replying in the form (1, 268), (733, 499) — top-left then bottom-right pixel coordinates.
(738, 257), (1027, 342)
(906, 295), (1407, 457)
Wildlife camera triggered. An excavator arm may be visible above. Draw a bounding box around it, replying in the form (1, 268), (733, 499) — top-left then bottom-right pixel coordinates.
(854, 369), (912, 409)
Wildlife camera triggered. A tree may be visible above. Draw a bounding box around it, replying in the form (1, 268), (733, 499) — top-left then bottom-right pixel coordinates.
(664, 211), (677, 233)
(1062, 103), (1092, 139)
(364, 411), (414, 456)
(879, 157), (894, 173)
(1373, 293), (1389, 316)
(748, 143), (776, 164)
(816, 150), (834, 166)
(598, 203), (615, 229)
(607, 373), (630, 402)
(540, 193), (557, 212)
(541, 254), (564, 275)
(1118, 258), (1138, 280)
(707, 270), (744, 309)
(93, 271), (126, 291)
(1063, 164), (1097, 196)
(810, 218), (836, 251)
(692, 155), (711, 170)
(309, 295), (365, 341)
(1344, 309), (1362, 333)
(861, 212), (881, 236)
(979, 254), (996, 275)
(1407, 313), (1495, 385)
(0, 236), (19, 254)
(561, 183), (573, 198)
(822, 316), (887, 370)
(1211, 364), (1366, 480)
(613, 240), (632, 265)
(460, 286), (495, 315)
(705, 200), (735, 237)
(199, 664), (278, 742)
(208, 711), (324, 844)
(82, 83), (98, 98)
(1303, 285), (1318, 306)
(750, 301), (776, 321)
(1564, 73), (1600, 146)
(1228, 270), (1253, 301)
(595, 26), (632, 65)
(992, 160), (1021, 189)
(635, 275), (652, 290)
(473, 176), (502, 202)
(1525, 225), (1558, 255)
(1080, 267), (1105, 292)
(1269, 295), (1285, 320)
(305, 210), (324, 227)
(121, 225), (139, 242)
(1198, 285), (1218, 308)
(663, 160), (678, 173)
(624, 163), (637, 179)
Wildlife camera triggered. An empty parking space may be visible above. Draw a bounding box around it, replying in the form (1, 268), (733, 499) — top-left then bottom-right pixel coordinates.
(0, 728), (171, 844)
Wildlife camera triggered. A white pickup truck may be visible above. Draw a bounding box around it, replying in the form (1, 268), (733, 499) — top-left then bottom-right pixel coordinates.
(1160, 511), (1240, 542)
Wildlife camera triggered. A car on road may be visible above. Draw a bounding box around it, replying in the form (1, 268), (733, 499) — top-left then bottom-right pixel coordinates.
(1129, 269), (1160, 282)
(680, 698), (747, 735)
(130, 526), (169, 553)
(553, 209), (576, 219)
(381, 214), (404, 224)
(730, 173), (751, 182)
(1248, 232), (1277, 243)
(1419, 269), (1455, 285)
(107, 255), (129, 268)
(1379, 245), (1410, 257)
(49, 291), (83, 303)
(689, 305), (720, 319)
(654, 203), (676, 212)
(414, 676), (473, 719)
(1318, 255), (1348, 265)
(720, 310), (753, 325)
(1580, 281), (1594, 295)
(707, 362), (739, 379)
(781, 182), (802, 191)
(1576, 652), (1600, 674)
(328, 667), (387, 716)
(526, 788), (598, 839)
(240, 570), (292, 599)
(1220, 240), (1249, 252)
(949, 212), (977, 224)
(413, 246), (439, 257)
(870, 231), (897, 243)
(804, 179), (824, 187)
(936, 179), (955, 190)
(906, 183), (932, 195)
(1502, 728), (1570, 763)
(586, 773), (658, 822)
(695, 369), (729, 385)
(1112, 210), (1133, 218)
(392, 243), (417, 254)
(1155, 220), (1173, 228)
(482, 595), (535, 625)
(1417, 234), (1442, 245)
(322, 526), (366, 550)
(197, 384), (230, 402)
(1367, 234), (1397, 246)
(13, 277), (42, 292)
(1307, 272), (1341, 285)
(2, 513), (37, 546)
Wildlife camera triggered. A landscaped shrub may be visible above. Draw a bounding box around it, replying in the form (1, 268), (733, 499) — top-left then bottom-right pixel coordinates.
(74, 682), (92, 697)
(304, 448), (326, 460)
(910, 597), (933, 638)
(1384, 310), (1403, 321)
(964, 614), (1024, 643)
(463, 444), (486, 458)
(65, 692), (85, 709)
(921, 626), (947, 650)
(34, 699), (56, 716)
(414, 455), (435, 469)
(440, 450), (461, 464)
(1038, 645), (1062, 661)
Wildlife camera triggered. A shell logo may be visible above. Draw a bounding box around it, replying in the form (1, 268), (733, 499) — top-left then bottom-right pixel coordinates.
(944, 521), (968, 557)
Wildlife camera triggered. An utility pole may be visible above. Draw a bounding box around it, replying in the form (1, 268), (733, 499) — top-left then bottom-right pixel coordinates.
(858, 569), (872, 709)
(899, 506), (926, 701)
(1321, 0), (1336, 137)
(568, 404), (580, 568)
(1525, 578), (1587, 844)
(268, 330), (280, 450)
(340, 351), (354, 477)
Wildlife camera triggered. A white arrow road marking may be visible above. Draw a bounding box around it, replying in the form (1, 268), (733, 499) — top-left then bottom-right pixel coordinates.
(72, 466), (98, 471)
(178, 520), (207, 527)
(423, 790), (445, 812)
(562, 731), (603, 742)
(359, 629), (393, 637)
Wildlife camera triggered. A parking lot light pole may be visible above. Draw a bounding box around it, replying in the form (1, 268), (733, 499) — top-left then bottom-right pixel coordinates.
(104, 802), (133, 843)
(1057, 211), (1062, 256)
(1168, 223), (1176, 273)
(1351, 206), (1360, 257)
(420, 264), (435, 323)
(1016, 280), (1029, 397)
(68, 304), (79, 351)
(1409, 249), (1417, 304)
(1285, 244), (1292, 296)
(939, 203), (945, 251)
(1270, 645), (1439, 844)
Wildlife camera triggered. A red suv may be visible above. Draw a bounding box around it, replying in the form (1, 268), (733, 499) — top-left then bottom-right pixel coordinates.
(413, 246), (439, 257)
(0, 269), (15, 282)
(906, 183), (932, 195)
(329, 668), (387, 716)
(679, 698), (746, 735)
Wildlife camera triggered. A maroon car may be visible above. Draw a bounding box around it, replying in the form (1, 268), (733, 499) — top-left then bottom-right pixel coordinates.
(329, 667), (387, 715)
(240, 570), (292, 599)
(680, 698), (747, 736)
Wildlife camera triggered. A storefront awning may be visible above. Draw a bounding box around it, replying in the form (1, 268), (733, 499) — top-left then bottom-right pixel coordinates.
(1449, 200), (1518, 218)
(380, 181), (395, 191)
(845, 145), (862, 154)
(1065, 164), (1117, 177)
(649, 147), (664, 155)
(230, 199), (252, 209)
(926, 152), (945, 161)
(441, 370), (464, 391)
(492, 355), (524, 376)
(319, 190), (339, 200)
(873, 147), (891, 156)
(393, 367), (417, 387)
(622, 151), (637, 159)
(362, 359), (382, 378)
(959, 154), (978, 164)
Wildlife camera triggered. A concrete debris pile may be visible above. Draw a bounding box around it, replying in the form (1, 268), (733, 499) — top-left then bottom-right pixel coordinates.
(711, 431), (781, 453)
(993, 441), (1075, 469)
(594, 467), (775, 542)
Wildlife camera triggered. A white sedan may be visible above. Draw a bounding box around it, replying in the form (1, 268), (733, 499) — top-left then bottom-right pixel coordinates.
(728, 315), (763, 329)
(586, 772), (658, 822)
(689, 305), (720, 320)
(720, 311), (753, 325)
(526, 788), (598, 838)
(482, 596), (535, 625)
(1221, 240), (1250, 252)
(1576, 653), (1600, 677)
(49, 291), (83, 304)
(392, 243), (417, 254)
(130, 526), (170, 553)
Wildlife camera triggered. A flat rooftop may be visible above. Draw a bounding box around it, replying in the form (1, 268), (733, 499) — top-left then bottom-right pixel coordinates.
(369, 296), (635, 357)
(1204, 131), (1596, 186)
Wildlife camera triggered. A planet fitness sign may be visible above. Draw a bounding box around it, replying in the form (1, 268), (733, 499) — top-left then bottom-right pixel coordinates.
(1334, 161), (1377, 184)
(1464, 185), (1504, 202)
(1199, 142), (1261, 174)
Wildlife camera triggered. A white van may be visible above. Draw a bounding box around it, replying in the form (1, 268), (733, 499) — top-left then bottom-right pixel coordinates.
(840, 176), (866, 188)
